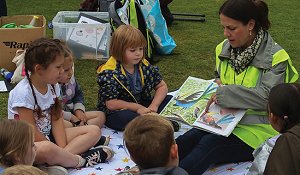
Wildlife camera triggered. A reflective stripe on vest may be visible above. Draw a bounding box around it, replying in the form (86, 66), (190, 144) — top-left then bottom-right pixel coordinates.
(272, 49), (299, 83)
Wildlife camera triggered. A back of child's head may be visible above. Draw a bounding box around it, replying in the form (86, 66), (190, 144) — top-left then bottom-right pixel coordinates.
(268, 83), (300, 132)
(2, 165), (47, 175)
(109, 25), (147, 62)
(24, 37), (63, 120)
(123, 114), (175, 170)
(0, 119), (34, 167)
(25, 37), (64, 75)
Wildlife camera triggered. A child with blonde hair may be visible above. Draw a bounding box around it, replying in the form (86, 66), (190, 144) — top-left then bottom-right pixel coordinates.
(0, 119), (36, 173)
(8, 38), (113, 169)
(120, 114), (188, 175)
(3, 165), (47, 175)
(0, 119), (68, 175)
(97, 25), (178, 131)
(58, 41), (109, 146)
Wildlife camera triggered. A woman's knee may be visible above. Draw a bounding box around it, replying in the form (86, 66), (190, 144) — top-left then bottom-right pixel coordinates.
(198, 134), (224, 148)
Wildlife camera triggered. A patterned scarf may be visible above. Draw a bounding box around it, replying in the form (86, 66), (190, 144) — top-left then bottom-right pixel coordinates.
(229, 29), (264, 74)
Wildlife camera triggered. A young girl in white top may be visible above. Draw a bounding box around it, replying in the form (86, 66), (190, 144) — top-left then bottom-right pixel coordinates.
(8, 38), (113, 168)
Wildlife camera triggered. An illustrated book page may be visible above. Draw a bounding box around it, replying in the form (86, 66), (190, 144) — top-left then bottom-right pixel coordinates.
(160, 76), (219, 125)
(192, 102), (246, 137)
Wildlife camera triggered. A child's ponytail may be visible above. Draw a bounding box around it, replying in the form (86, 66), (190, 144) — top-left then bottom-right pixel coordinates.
(269, 83), (300, 132)
(50, 85), (63, 121)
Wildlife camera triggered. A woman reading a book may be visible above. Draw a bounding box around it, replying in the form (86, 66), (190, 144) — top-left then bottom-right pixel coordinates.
(175, 0), (299, 174)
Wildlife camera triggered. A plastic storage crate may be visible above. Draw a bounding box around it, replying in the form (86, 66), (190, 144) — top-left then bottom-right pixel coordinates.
(52, 11), (111, 61)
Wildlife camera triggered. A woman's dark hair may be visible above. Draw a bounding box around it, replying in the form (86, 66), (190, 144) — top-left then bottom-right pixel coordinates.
(268, 83), (300, 132)
(219, 0), (270, 32)
(24, 37), (63, 120)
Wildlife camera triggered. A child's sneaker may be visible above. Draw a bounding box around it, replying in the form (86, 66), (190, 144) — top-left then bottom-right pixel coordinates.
(94, 135), (110, 147)
(38, 165), (68, 175)
(170, 120), (181, 132)
(81, 145), (114, 167)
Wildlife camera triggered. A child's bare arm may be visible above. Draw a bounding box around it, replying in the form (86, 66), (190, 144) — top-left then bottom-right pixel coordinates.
(148, 80), (168, 112)
(52, 116), (67, 148)
(17, 107), (48, 141)
(106, 99), (151, 114)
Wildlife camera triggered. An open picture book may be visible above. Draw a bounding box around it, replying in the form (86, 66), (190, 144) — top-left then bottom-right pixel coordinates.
(160, 76), (246, 137)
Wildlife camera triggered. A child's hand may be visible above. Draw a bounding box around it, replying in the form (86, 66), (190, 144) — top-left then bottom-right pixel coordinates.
(137, 107), (152, 115)
(70, 115), (80, 123)
(74, 110), (88, 125)
(148, 105), (158, 113)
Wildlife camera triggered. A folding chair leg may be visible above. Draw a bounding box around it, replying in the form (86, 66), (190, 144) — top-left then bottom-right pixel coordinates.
(172, 13), (205, 22)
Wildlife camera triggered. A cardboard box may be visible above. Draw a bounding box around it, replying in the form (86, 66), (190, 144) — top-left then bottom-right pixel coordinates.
(0, 15), (46, 71)
(52, 11), (110, 61)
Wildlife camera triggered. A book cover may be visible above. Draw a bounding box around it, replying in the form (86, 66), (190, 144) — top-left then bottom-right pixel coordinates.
(160, 76), (245, 137)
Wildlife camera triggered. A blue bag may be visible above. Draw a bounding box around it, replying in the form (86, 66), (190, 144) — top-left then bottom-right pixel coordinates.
(140, 0), (176, 55)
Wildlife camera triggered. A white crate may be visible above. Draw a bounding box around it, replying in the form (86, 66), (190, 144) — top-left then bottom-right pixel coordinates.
(52, 11), (111, 61)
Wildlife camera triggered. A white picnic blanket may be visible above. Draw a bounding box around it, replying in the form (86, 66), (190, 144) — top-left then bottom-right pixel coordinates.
(68, 124), (251, 175)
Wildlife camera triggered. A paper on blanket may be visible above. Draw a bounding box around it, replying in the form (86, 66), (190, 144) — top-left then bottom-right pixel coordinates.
(0, 81), (7, 92)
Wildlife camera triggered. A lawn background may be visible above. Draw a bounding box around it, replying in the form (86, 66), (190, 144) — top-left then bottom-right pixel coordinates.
(0, 0), (299, 118)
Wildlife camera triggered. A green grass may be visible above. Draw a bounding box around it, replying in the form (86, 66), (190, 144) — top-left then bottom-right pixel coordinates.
(1, 0), (299, 118)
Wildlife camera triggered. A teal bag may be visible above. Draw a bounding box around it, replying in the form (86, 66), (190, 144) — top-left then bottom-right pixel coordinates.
(140, 0), (176, 54)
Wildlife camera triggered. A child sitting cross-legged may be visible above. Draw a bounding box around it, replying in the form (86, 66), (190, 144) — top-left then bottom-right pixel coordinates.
(7, 38), (114, 169)
(118, 114), (188, 175)
(97, 25), (179, 132)
(58, 40), (109, 146)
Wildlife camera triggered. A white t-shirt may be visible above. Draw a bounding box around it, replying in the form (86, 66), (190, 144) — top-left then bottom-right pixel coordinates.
(8, 77), (60, 139)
